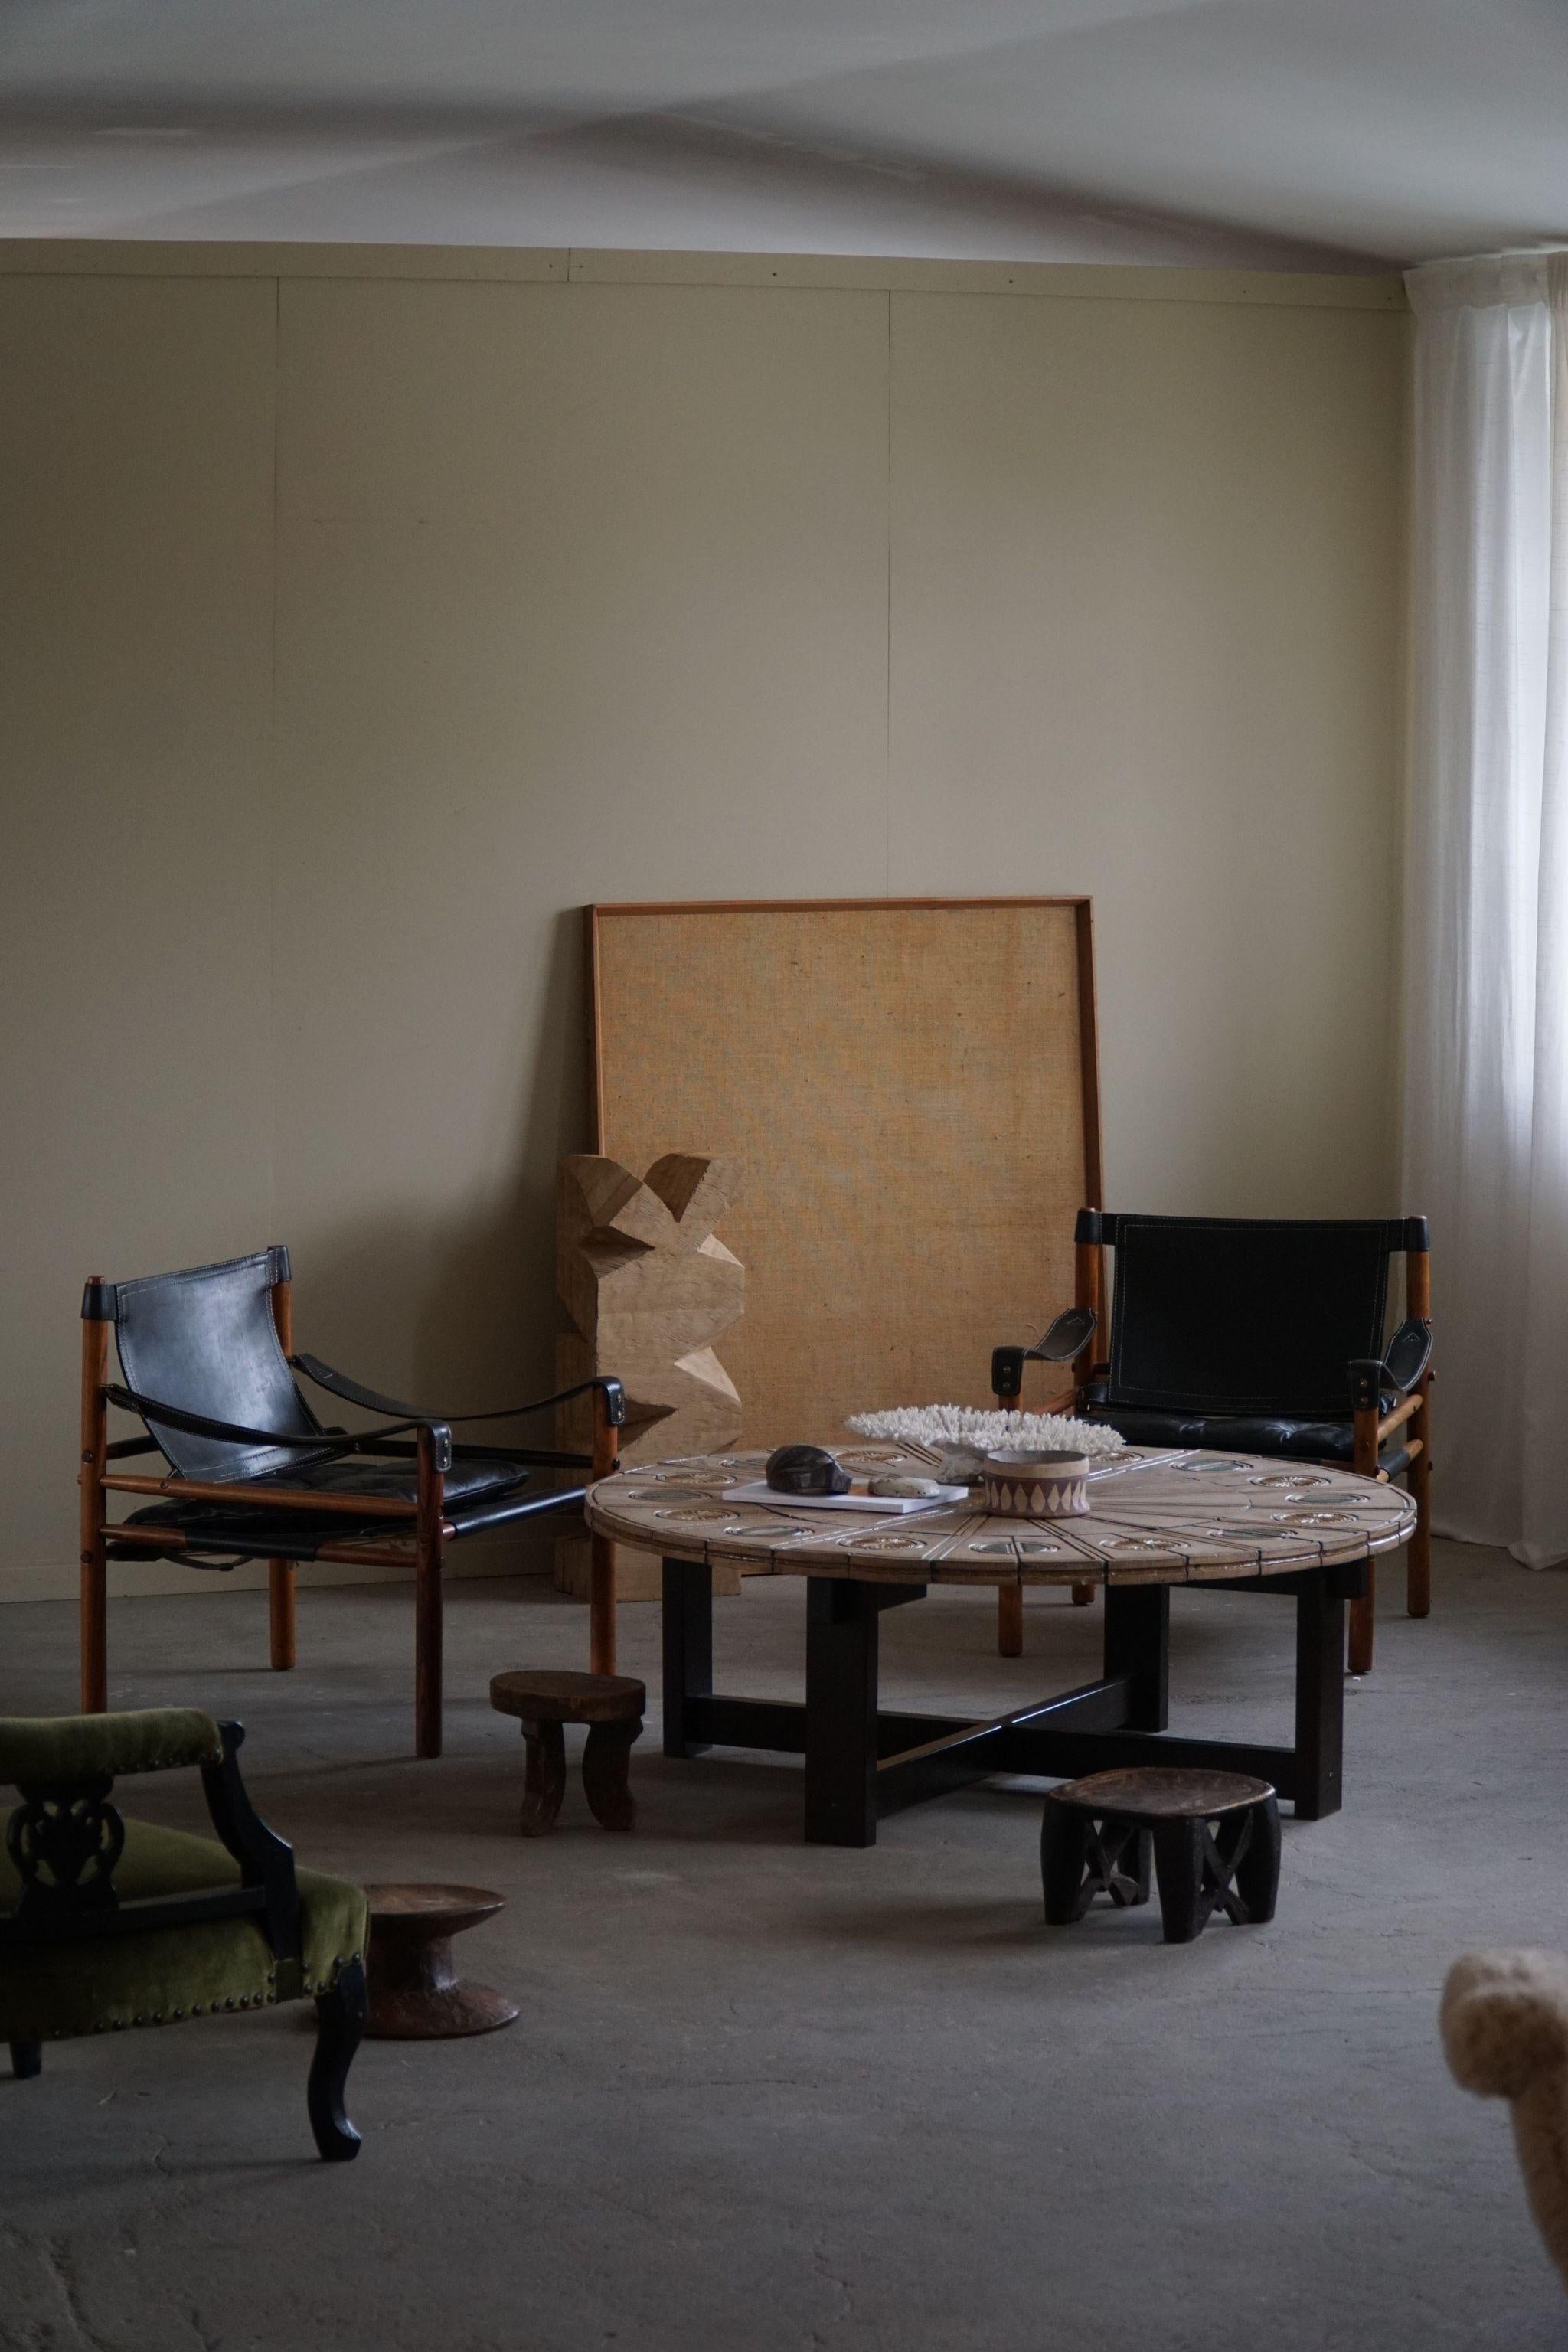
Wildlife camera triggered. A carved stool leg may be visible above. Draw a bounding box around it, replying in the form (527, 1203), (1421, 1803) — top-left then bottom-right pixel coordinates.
(1152, 1819), (1210, 1944)
(519, 1718), (567, 1837)
(1041, 1801), (1093, 1922)
(1230, 1795), (1281, 1924)
(308, 1958), (366, 2163)
(10, 2040), (42, 2081)
(1042, 1803), (1152, 1923)
(582, 1717), (642, 1831)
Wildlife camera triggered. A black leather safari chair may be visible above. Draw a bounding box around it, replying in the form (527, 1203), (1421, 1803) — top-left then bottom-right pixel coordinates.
(993, 1212), (1432, 1675)
(78, 1248), (624, 1758)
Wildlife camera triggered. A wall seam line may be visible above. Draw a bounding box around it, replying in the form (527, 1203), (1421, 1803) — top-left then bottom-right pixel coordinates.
(885, 287), (893, 896)
(267, 275), (282, 1253)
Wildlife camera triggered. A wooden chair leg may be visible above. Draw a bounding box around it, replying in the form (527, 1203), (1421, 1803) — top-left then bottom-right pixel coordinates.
(1407, 1373), (1432, 1619)
(79, 1295), (109, 1714)
(10, 2040), (42, 2081)
(307, 1958), (366, 2162)
(269, 1561), (297, 1671)
(414, 1429), (445, 1761)
(998, 1586), (1024, 1657)
(1350, 1395), (1380, 1674)
(265, 1269), (299, 1671)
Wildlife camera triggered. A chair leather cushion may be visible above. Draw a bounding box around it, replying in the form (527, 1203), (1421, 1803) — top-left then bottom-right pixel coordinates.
(116, 1455), (534, 1560)
(253, 1455), (531, 1508)
(0, 1813), (365, 2042)
(1083, 1400), (1405, 1468)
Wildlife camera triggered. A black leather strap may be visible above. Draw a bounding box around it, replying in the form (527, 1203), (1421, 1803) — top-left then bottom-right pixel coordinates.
(103, 1383), (452, 1474)
(292, 1357), (626, 1429)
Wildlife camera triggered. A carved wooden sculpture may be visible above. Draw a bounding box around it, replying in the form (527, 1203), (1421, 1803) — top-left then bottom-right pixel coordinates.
(556, 1153), (745, 1602)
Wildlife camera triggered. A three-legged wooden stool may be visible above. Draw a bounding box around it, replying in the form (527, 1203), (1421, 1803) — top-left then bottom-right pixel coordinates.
(1040, 1766), (1280, 1945)
(488, 1670), (645, 1835)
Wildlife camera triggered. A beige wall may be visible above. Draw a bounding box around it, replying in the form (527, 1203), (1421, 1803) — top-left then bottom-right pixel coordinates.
(0, 245), (1408, 1602)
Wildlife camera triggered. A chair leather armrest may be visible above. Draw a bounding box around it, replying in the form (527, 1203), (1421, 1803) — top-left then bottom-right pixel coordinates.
(103, 1382), (339, 1455)
(292, 1357), (626, 1432)
(1349, 1318), (1432, 1413)
(991, 1309), (1096, 1403)
(1382, 1318), (1434, 1393)
(1027, 1306), (1098, 1364)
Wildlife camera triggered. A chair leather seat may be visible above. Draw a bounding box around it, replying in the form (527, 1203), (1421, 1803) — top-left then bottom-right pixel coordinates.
(1082, 1400), (1408, 1472)
(113, 1453), (537, 1562)
(253, 1455), (531, 1508)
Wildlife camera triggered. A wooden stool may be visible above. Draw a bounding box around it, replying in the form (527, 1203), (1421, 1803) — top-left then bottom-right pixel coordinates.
(1040, 1767), (1280, 1945)
(361, 1883), (518, 2039)
(488, 1670), (645, 1835)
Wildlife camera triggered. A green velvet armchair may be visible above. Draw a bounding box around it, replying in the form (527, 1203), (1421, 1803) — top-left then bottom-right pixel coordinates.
(1, 1707), (368, 2161)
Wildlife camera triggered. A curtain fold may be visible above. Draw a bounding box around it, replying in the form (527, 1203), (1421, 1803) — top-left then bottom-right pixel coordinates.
(1404, 250), (1568, 1563)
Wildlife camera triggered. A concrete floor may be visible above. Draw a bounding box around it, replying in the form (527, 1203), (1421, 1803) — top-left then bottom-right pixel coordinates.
(3, 1544), (1566, 2350)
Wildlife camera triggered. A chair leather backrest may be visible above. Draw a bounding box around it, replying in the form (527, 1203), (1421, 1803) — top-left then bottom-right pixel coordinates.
(110, 1250), (322, 1483)
(1106, 1216), (1390, 1419)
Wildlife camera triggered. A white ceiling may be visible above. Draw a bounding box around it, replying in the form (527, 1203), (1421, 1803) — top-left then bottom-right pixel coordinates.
(1, 0), (1563, 265)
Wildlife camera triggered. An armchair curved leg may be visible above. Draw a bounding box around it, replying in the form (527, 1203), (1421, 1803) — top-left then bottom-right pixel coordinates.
(308, 1958), (366, 2162)
(10, 2040), (42, 2081)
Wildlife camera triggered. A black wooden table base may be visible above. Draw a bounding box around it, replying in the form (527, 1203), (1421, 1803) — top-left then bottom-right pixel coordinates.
(662, 1556), (1365, 1847)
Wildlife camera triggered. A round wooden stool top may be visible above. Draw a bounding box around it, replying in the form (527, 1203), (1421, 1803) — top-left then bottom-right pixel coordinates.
(1047, 1766), (1276, 1818)
(488, 1669), (645, 1725)
(361, 1882), (517, 2040)
(364, 1883), (505, 1936)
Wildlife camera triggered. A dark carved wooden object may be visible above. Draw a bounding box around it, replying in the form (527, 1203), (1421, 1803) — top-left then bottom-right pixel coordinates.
(361, 1883), (518, 2040)
(1041, 1766), (1281, 1945)
(488, 1670), (645, 1835)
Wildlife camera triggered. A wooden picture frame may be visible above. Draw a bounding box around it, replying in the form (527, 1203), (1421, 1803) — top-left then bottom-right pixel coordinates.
(586, 897), (1104, 1456)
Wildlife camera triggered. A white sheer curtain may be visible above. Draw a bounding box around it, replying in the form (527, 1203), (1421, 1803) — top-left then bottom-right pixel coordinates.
(1404, 252), (1568, 1563)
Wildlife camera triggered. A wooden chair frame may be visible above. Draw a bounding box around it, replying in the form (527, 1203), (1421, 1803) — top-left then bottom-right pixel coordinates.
(79, 1263), (625, 1760)
(993, 1214), (1432, 1675)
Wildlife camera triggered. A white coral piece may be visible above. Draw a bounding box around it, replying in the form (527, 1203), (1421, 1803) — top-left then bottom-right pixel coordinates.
(844, 1402), (1125, 1476)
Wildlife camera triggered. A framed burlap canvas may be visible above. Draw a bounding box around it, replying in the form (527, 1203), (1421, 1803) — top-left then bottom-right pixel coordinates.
(587, 897), (1102, 1452)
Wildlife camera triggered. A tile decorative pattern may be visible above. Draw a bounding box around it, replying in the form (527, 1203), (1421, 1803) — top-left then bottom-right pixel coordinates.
(585, 1446), (1416, 1587)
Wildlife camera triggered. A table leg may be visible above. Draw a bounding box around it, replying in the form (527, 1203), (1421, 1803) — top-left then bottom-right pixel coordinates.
(805, 1580), (882, 1847)
(1102, 1585), (1169, 1730)
(662, 1557), (713, 1759)
(1293, 1568), (1346, 1819)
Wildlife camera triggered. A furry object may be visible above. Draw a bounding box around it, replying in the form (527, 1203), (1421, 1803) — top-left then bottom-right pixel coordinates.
(844, 1404), (1125, 1471)
(1442, 1948), (1568, 2290)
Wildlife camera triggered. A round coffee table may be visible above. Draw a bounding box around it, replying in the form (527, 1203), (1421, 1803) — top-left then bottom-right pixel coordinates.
(586, 1444), (1415, 1843)
(361, 1883), (518, 2040)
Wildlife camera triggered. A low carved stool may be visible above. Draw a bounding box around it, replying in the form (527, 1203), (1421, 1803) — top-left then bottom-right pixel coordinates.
(361, 1883), (518, 2039)
(1040, 1767), (1280, 1945)
(488, 1670), (645, 1835)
